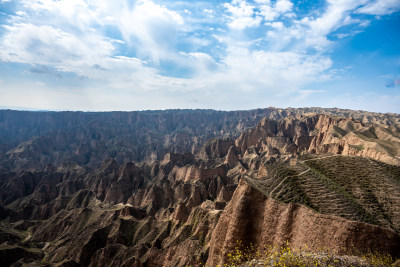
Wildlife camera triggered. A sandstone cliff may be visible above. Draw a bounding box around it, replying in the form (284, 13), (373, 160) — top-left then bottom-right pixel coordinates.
(236, 114), (400, 165)
(207, 179), (400, 266)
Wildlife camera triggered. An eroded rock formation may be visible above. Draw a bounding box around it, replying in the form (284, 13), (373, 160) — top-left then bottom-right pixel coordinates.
(1, 109), (400, 266)
(207, 179), (400, 266)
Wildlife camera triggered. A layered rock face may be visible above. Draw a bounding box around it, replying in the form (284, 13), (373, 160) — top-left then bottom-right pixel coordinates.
(0, 151), (240, 266)
(207, 179), (400, 266)
(236, 114), (400, 165)
(1, 108), (399, 170)
(0, 109), (400, 266)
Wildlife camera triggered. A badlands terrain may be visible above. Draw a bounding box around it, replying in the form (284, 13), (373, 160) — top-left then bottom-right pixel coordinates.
(0, 107), (400, 266)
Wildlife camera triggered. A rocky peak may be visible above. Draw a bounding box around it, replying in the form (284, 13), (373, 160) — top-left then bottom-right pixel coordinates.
(162, 153), (194, 166)
(1, 109), (400, 266)
(236, 114), (400, 165)
(224, 146), (239, 167)
(101, 159), (119, 173)
(197, 138), (234, 160)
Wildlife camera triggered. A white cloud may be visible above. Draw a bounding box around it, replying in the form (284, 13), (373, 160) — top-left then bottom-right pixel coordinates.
(307, 0), (368, 36)
(180, 52), (218, 74)
(228, 15), (263, 30)
(255, 0), (271, 4)
(259, 4), (277, 21)
(259, 0), (293, 21)
(275, 0), (293, 13)
(223, 0), (262, 30)
(189, 46), (332, 99)
(0, 0), (335, 107)
(117, 0), (184, 63)
(356, 0), (400, 15)
(0, 0), (398, 112)
(0, 22), (179, 91)
(16, 0), (185, 63)
(20, 0), (96, 31)
(262, 0), (374, 52)
(15, 11), (27, 16)
(224, 0), (294, 27)
(0, 23), (114, 74)
(0, 0), (194, 91)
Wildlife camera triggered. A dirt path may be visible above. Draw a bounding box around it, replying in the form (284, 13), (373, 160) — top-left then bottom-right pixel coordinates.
(269, 154), (342, 198)
(269, 169), (310, 198)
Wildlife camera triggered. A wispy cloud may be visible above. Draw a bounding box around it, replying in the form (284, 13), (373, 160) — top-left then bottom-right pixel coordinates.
(356, 0), (400, 15)
(116, 0), (185, 63)
(0, 0), (399, 112)
(0, 23), (114, 73)
(29, 65), (63, 79)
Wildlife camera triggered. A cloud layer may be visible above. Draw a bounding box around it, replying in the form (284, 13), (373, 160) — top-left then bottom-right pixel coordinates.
(0, 0), (399, 112)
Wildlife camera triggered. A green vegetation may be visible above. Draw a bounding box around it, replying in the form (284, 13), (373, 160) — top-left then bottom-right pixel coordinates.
(301, 156), (400, 229)
(247, 155), (400, 231)
(245, 163), (316, 210)
(301, 159), (377, 224)
(224, 241), (398, 267)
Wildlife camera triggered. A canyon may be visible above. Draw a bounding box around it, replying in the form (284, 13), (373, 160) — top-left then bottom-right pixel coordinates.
(0, 108), (399, 266)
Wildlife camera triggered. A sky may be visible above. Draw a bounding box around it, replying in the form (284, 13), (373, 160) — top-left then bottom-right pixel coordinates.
(0, 0), (399, 113)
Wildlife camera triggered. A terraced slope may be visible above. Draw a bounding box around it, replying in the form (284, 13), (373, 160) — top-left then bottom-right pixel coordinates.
(245, 155), (400, 232)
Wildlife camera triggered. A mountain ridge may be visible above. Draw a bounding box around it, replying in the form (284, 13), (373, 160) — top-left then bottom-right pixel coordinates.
(0, 108), (399, 266)
(1, 107), (399, 170)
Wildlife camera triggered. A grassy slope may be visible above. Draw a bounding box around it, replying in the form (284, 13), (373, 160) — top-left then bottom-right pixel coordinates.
(245, 155), (400, 232)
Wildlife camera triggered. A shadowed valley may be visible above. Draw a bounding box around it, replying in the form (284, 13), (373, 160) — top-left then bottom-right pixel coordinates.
(0, 108), (400, 266)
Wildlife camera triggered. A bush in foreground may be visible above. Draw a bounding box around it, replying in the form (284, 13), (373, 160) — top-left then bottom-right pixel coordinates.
(223, 241), (398, 267)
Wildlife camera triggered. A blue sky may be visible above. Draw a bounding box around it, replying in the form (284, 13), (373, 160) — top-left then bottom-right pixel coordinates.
(0, 0), (399, 112)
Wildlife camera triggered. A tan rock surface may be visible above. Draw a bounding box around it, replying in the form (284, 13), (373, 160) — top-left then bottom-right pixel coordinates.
(207, 179), (400, 266)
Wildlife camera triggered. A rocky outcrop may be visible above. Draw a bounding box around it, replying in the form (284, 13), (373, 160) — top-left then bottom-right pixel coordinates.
(236, 114), (400, 165)
(1, 110), (400, 266)
(0, 109), (273, 170)
(197, 138), (235, 160)
(1, 108), (399, 170)
(224, 146), (239, 167)
(0, 148), (240, 266)
(207, 179), (400, 266)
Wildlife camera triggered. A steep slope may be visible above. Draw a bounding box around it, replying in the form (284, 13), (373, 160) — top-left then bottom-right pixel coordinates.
(0, 109), (264, 170)
(1, 107), (399, 170)
(0, 150), (240, 266)
(1, 111), (400, 266)
(207, 179), (400, 266)
(236, 114), (400, 165)
(207, 112), (400, 265)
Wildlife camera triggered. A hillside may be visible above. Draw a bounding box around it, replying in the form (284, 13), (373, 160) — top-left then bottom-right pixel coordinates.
(0, 108), (399, 266)
(1, 107), (399, 170)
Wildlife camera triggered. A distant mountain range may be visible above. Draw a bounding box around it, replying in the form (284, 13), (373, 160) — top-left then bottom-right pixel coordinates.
(1, 107), (399, 170)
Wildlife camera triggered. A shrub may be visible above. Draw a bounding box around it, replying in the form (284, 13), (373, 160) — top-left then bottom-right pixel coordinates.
(224, 241), (397, 267)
